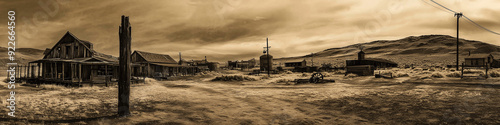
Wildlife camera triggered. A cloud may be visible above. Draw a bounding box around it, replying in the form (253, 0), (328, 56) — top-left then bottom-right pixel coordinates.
(0, 0), (499, 62)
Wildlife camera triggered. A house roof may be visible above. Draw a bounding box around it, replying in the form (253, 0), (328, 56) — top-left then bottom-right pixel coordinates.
(43, 48), (51, 55)
(43, 31), (95, 59)
(134, 50), (177, 64)
(466, 54), (493, 59)
(364, 58), (397, 65)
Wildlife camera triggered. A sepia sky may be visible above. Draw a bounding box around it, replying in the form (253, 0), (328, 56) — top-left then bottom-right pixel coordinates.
(1, 0), (499, 62)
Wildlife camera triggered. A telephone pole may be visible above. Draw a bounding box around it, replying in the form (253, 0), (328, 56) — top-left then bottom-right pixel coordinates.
(311, 53), (314, 67)
(266, 38), (270, 76)
(455, 12), (462, 70)
(118, 15), (131, 116)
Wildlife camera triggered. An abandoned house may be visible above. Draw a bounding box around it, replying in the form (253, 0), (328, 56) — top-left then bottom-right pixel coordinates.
(346, 50), (398, 68)
(285, 59), (307, 67)
(464, 54), (494, 67)
(27, 31), (119, 85)
(228, 58), (257, 69)
(346, 50), (398, 76)
(131, 50), (198, 78)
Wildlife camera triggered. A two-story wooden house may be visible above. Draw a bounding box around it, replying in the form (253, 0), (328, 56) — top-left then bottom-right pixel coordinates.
(28, 31), (118, 85)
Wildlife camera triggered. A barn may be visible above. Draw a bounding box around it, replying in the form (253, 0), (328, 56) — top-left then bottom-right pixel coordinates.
(346, 50), (398, 76)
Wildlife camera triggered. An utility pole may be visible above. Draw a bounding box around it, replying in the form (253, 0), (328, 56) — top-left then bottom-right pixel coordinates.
(455, 12), (462, 70)
(118, 15), (131, 116)
(266, 38), (270, 76)
(311, 53), (314, 67)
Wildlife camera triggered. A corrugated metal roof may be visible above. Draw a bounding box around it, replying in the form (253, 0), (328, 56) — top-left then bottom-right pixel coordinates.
(134, 51), (177, 64)
(150, 63), (184, 67)
(466, 54), (492, 59)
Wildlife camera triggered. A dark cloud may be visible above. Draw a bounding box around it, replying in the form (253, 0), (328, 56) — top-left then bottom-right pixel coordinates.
(1, 0), (499, 62)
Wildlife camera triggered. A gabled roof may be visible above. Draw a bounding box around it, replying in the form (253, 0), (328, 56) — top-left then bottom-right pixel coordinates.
(466, 54), (493, 59)
(364, 58), (398, 64)
(43, 48), (51, 55)
(133, 50), (177, 64)
(43, 31), (94, 59)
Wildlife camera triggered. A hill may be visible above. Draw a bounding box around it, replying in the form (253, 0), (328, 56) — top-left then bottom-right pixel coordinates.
(275, 35), (500, 67)
(0, 47), (44, 66)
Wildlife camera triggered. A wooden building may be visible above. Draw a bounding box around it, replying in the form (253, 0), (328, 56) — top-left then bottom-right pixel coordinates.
(285, 59), (307, 67)
(228, 58), (256, 69)
(346, 50), (398, 68)
(346, 50), (397, 76)
(464, 54), (494, 67)
(131, 50), (197, 78)
(27, 31), (118, 85)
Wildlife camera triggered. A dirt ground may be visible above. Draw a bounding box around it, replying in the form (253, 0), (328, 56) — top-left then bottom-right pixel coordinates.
(1, 70), (500, 125)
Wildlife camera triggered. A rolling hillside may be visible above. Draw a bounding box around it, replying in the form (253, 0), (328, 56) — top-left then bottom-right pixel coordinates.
(276, 35), (500, 67)
(0, 47), (44, 66)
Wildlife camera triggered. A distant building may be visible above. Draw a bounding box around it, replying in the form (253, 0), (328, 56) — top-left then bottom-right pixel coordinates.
(228, 58), (256, 69)
(346, 50), (398, 76)
(346, 50), (398, 68)
(464, 54), (494, 67)
(260, 54), (273, 71)
(285, 59), (307, 68)
(191, 57), (219, 71)
(131, 50), (197, 77)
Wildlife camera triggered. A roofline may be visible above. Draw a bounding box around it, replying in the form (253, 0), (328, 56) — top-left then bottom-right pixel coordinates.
(43, 31), (95, 59)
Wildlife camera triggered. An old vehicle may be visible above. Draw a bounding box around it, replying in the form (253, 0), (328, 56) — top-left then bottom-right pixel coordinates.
(294, 73), (335, 84)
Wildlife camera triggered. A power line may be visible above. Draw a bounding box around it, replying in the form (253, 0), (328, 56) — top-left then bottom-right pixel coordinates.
(421, 0), (454, 14)
(429, 0), (500, 35)
(430, 0), (457, 13)
(463, 15), (500, 35)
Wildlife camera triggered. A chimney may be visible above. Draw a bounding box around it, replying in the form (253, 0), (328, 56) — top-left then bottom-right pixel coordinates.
(205, 56), (207, 61)
(468, 51), (471, 56)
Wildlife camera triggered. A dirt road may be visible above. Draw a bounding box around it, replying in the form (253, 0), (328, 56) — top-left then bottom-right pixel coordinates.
(1, 74), (499, 124)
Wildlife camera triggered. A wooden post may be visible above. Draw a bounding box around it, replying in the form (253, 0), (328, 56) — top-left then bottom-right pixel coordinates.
(62, 63), (65, 80)
(54, 62), (57, 79)
(25, 65), (27, 79)
(38, 63), (41, 78)
(118, 15), (132, 116)
(79, 64), (82, 82)
(105, 65), (108, 87)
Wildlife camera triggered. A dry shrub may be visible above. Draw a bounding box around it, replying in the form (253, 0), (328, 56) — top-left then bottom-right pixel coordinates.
(211, 75), (256, 81)
(418, 75), (430, 80)
(490, 71), (500, 77)
(431, 72), (444, 78)
(413, 68), (423, 71)
(393, 72), (409, 77)
(333, 70), (345, 74)
(301, 73), (310, 77)
(446, 72), (461, 78)
(39, 84), (67, 90)
(344, 73), (358, 78)
(272, 79), (295, 85)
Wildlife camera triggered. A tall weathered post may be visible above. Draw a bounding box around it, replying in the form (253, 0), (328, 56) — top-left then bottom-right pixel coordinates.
(266, 38), (270, 77)
(455, 12), (462, 70)
(118, 15), (131, 116)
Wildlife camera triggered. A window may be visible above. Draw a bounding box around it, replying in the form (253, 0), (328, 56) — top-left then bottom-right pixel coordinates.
(74, 46), (79, 58)
(56, 47), (61, 58)
(66, 46), (70, 58)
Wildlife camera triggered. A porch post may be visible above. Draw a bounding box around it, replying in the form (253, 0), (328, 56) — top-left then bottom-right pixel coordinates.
(79, 64), (82, 82)
(62, 63), (65, 80)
